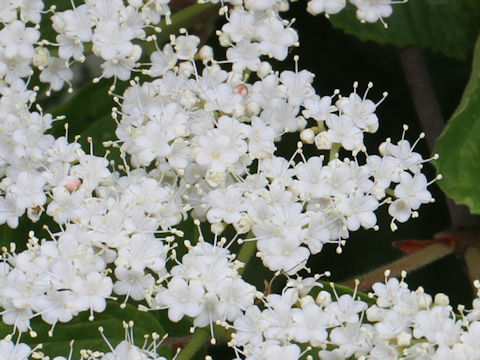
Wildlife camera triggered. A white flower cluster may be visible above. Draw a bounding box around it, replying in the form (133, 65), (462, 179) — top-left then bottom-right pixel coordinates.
(226, 274), (480, 360)
(10, 274), (480, 360)
(152, 238), (257, 330)
(114, 31), (436, 275)
(0, 0), (456, 359)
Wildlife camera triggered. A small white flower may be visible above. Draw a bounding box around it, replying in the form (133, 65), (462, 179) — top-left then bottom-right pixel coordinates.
(307, 0), (346, 15)
(155, 278), (204, 322)
(0, 21), (39, 59)
(350, 0), (394, 24)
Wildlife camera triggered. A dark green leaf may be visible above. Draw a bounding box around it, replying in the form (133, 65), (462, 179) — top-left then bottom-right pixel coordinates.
(434, 34), (480, 214)
(47, 79), (128, 159)
(328, 0), (480, 59)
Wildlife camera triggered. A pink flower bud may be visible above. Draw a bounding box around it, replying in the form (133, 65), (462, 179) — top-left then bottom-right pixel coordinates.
(236, 84), (248, 96)
(65, 178), (82, 192)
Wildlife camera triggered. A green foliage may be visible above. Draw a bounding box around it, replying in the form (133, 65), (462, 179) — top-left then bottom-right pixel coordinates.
(155, 2), (219, 44)
(329, 0), (480, 59)
(434, 34), (480, 215)
(47, 79), (129, 159)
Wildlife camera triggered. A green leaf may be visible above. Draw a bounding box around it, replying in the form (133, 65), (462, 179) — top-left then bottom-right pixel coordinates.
(434, 34), (480, 214)
(48, 80), (115, 137)
(154, 3), (219, 44)
(0, 301), (166, 357)
(328, 0), (480, 59)
(46, 79), (129, 160)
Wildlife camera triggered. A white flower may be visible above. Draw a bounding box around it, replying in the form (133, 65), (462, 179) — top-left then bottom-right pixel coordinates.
(0, 339), (31, 360)
(113, 267), (154, 301)
(149, 44), (177, 76)
(380, 139), (423, 173)
(307, 0), (346, 15)
(217, 278), (256, 321)
(226, 40), (261, 73)
(70, 154), (111, 192)
(264, 343), (302, 360)
(371, 278), (407, 308)
(293, 156), (328, 199)
(350, 0), (393, 24)
(99, 46), (141, 80)
(155, 278), (204, 322)
(52, 5), (93, 42)
(116, 234), (168, 274)
(325, 294), (368, 326)
(71, 272), (113, 314)
(336, 191), (379, 231)
(207, 186), (248, 225)
(0, 194), (24, 228)
(46, 186), (87, 224)
(0, 21), (39, 59)
(394, 172), (432, 210)
(35, 290), (77, 325)
(256, 17), (298, 60)
(460, 321), (480, 356)
(56, 34), (85, 61)
(8, 171), (46, 210)
(326, 114), (363, 151)
(279, 69), (315, 106)
(292, 303), (329, 345)
(92, 20), (135, 60)
(221, 9), (255, 43)
(261, 98), (300, 133)
(388, 198), (412, 224)
(329, 323), (373, 357)
(39, 57), (73, 91)
(247, 117), (276, 159)
(19, 0), (44, 24)
(336, 91), (379, 133)
(174, 35), (200, 60)
(193, 132), (243, 172)
(302, 95), (337, 122)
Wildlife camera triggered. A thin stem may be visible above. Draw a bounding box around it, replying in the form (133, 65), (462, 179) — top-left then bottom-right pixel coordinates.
(399, 46), (444, 151)
(176, 327), (210, 360)
(343, 243), (454, 291)
(329, 143), (341, 161)
(236, 236), (257, 276)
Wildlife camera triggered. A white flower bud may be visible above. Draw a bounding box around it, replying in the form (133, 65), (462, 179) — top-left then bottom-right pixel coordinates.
(434, 293), (450, 306)
(300, 295), (315, 307)
(300, 128), (315, 144)
(211, 222), (226, 234)
(179, 61), (194, 77)
(366, 305), (385, 322)
(257, 61), (272, 78)
(199, 45), (213, 62)
(315, 291), (332, 306)
(396, 331), (412, 346)
(234, 214), (253, 234)
(33, 47), (50, 68)
(417, 292), (432, 309)
(314, 131), (332, 150)
(218, 33), (230, 47)
(246, 102), (260, 116)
